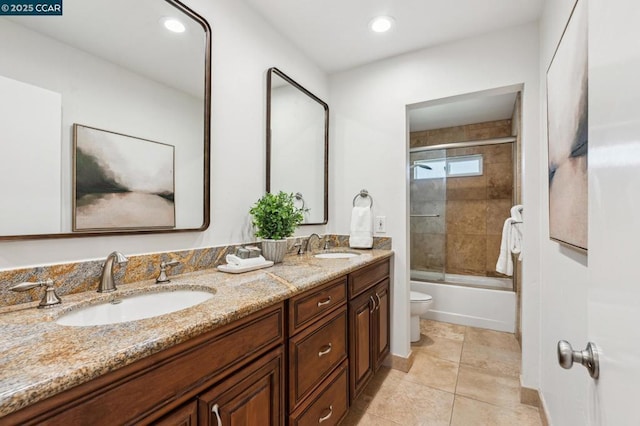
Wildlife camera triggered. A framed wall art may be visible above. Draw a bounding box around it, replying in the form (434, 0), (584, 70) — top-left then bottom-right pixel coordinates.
(73, 124), (175, 231)
(546, 0), (588, 252)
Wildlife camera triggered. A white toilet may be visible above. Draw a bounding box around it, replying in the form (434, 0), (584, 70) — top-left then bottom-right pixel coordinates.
(410, 291), (433, 342)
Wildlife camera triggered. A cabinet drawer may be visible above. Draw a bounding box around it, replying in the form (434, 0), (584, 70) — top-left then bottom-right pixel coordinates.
(348, 258), (390, 298)
(289, 361), (348, 426)
(288, 277), (347, 334)
(8, 303), (284, 426)
(289, 306), (347, 410)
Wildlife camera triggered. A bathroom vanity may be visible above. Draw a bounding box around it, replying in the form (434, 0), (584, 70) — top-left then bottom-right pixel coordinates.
(0, 252), (392, 425)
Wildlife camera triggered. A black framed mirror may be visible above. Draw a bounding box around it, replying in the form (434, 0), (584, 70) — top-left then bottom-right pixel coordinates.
(266, 67), (329, 225)
(0, 0), (211, 240)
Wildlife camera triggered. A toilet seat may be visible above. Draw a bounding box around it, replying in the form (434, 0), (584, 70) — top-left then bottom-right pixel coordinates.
(410, 291), (432, 302)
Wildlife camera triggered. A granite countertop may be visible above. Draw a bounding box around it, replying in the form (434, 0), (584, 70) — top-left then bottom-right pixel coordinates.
(0, 249), (392, 418)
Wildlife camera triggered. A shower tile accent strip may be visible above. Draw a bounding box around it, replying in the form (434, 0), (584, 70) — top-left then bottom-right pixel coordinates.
(0, 235), (391, 308)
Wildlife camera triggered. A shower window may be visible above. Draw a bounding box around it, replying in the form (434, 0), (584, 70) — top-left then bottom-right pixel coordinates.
(447, 154), (483, 177)
(412, 154), (483, 180)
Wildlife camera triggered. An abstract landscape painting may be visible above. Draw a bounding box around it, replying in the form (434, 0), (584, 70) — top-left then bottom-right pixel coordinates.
(73, 124), (175, 231)
(546, 0), (588, 251)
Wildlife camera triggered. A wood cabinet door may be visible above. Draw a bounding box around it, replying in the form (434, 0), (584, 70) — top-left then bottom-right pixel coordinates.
(373, 279), (390, 371)
(348, 291), (374, 403)
(152, 400), (198, 426)
(198, 347), (284, 426)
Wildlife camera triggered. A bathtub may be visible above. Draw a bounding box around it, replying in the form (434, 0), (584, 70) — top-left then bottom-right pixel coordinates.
(411, 279), (516, 332)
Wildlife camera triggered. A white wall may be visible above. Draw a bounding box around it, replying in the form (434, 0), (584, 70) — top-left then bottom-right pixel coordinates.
(329, 23), (540, 359)
(537, 0), (590, 423)
(0, 0), (328, 269)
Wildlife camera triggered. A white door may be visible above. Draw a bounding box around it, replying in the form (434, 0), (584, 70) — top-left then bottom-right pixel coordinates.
(588, 1), (640, 424)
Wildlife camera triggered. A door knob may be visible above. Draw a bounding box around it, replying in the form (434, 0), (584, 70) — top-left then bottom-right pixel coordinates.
(557, 340), (600, 379)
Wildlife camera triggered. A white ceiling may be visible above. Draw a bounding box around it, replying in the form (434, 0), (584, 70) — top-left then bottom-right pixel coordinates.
(409, 92), (518, 132)
(244, 0), (543, 73)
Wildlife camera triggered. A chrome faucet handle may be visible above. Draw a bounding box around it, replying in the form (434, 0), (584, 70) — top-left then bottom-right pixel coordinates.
(9, 279), (62, 309)
(156, 260), (180, 283)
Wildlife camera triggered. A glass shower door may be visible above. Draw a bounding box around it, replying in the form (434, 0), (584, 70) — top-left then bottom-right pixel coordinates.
(409, 149), (447, 282)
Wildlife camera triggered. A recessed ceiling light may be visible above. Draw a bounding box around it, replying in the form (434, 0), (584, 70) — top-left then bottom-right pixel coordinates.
(161, 17), (186, 33)
(369, 16), (395, 33)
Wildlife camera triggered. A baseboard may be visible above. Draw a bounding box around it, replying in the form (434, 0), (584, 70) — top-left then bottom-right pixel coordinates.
(424, 310), (514, 333)
(520, 386), (540, 407)
(520, 383), (550, 426)
(384, 351), (415, 373)
(539, 392), (551, 426)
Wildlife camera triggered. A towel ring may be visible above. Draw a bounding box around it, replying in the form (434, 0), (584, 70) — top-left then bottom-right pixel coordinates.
(294, 192), (306, 210)
(353, 189), (373, 207)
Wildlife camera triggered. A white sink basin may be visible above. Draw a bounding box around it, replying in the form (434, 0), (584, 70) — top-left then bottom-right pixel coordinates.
(314, 252), (360, 259)
(56, 290), (214, 327)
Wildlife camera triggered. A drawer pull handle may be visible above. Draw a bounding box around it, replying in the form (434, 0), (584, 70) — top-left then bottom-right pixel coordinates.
(318, 343), (333, 357)
(212, 403), (222, 426)
(376, 293), (382, 311)
(370, 295), (376, 313)
(318, 405), (333, 423)
(317, 296), (332, 307)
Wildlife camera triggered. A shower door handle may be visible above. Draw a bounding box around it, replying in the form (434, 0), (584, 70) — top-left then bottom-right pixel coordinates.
(410, 214), (440, 217)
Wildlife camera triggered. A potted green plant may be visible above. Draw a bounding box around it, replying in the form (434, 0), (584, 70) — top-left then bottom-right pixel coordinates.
(249, 191), (305, 263)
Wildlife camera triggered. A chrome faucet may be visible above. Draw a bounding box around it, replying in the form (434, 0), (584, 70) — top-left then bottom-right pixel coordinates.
(98, 251), (128, 293)
(301, 233), (323, 254)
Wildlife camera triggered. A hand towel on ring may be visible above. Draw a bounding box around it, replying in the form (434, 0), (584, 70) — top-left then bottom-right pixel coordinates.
(349, 206), (373, 249)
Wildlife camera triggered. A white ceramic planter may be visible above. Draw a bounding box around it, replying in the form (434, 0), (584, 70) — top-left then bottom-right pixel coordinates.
(261, 239), (287, 263)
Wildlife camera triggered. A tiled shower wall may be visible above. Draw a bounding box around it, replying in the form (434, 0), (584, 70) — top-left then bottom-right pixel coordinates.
(410, 119), (512, 148)
(410, 119), (514, 277)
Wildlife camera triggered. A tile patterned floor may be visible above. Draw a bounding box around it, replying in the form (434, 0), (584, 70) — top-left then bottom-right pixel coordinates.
(341, 320), (542, 426)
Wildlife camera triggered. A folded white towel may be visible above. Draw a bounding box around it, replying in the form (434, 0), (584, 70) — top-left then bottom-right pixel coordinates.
(225, 254), (267, 268)
(349, 206), (373, 249)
